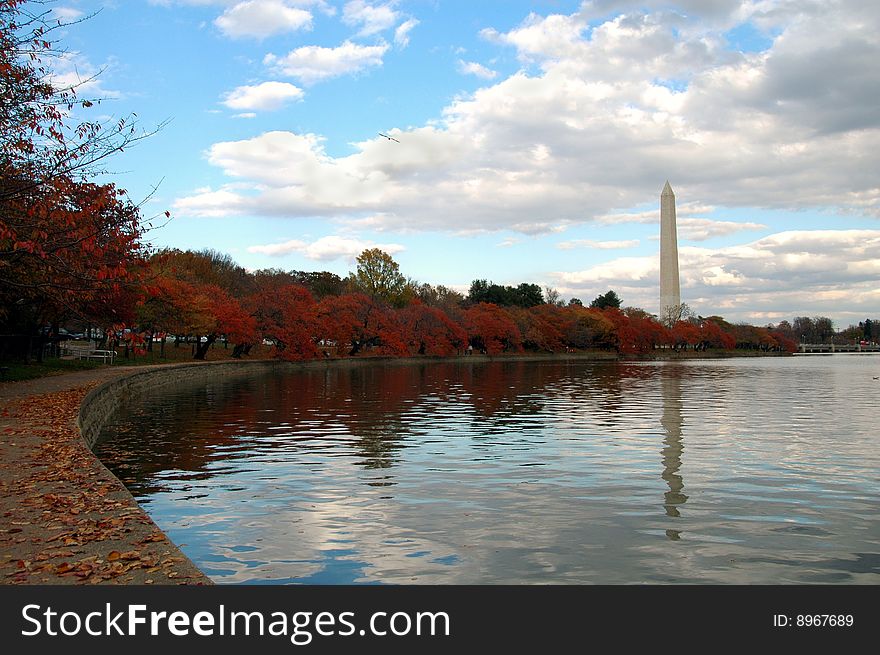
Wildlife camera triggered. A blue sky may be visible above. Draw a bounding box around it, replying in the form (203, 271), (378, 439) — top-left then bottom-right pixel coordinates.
(43, 0), (880, 326)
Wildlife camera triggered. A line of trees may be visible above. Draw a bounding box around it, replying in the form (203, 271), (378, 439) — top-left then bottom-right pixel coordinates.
(55, 247), (795, 361)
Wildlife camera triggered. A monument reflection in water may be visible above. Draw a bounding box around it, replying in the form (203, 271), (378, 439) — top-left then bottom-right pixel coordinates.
(95, 357), (880, 584)
(660, 367), (687, 538)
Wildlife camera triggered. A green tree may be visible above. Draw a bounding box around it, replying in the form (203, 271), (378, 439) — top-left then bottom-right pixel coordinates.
(589, 290), (622, 310)
(351, 248), (407, 306)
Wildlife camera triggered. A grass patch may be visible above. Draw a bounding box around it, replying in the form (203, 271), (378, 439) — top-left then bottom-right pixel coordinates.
(0, 358), (105, 382)
(1, 342), (276, 381)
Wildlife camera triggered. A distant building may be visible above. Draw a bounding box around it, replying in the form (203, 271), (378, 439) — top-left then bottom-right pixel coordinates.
(660, 181), (681, 323)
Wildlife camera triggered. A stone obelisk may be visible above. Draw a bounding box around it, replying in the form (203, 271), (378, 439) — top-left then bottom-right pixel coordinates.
(660, 181), (680, 322)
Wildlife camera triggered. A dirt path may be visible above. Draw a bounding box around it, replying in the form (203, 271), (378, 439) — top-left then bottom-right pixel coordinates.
(0, 366), (211, 585)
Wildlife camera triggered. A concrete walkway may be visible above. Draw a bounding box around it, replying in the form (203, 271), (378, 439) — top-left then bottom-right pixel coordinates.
(0, 366), (210, 585)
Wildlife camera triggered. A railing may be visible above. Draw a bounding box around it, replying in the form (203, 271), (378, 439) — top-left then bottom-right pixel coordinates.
(798, 343), (880, 353)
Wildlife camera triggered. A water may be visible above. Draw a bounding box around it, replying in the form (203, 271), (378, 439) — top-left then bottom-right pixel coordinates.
(94, 356), (880, 584)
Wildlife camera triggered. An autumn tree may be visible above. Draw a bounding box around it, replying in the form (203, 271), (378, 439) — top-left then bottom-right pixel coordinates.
(1, 1), (157, 198)
(507, 306), (564, 352)
(189, 284), (256, 360)
(670, 320), (701, 350)
(349, 248), (409, 307)
(316, 293), (406, 356)
(562, 305), (616, 349)
(0, 177), (147, 349)
(463, 303), (522, 354)
(246, 284), (320, 360)
(415, 282), (465, 313)
(604, 307), (670, 353)
(397, 302), (467, 356)
(1, 1), (155, 358)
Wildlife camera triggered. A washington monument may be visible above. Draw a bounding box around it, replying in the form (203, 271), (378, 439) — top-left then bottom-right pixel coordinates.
(660, 181), (681, 322)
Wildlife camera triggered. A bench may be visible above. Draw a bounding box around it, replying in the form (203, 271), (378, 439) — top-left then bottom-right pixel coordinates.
(62, 344), (116, 363)
(82, 350), (117, 363)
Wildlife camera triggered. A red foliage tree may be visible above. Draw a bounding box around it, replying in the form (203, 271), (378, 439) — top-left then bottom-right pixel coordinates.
(603, 308), (670, 353)
(670, 320), (702, 350)
(316, 293), (407, 357)
(397, 301), (468, 356)
(247, 284), (320, 360)
(0, 177), (146, 332)
(1, 1), (153, 355)
(699, 320), (735, 350)
(463, 303), (522, 354)
(507, 306), (564, 352)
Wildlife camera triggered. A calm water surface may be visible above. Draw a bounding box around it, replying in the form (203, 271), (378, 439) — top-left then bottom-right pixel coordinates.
(94, 356), (880, 584)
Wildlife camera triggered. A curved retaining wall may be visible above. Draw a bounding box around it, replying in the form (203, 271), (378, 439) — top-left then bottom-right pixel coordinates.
(78, 359), (283, 449)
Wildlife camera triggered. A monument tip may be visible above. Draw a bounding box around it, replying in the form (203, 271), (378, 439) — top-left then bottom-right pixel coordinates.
(661, 180), (674, 196)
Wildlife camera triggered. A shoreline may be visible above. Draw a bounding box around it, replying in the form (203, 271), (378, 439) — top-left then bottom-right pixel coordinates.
(0, 349), (794, 585)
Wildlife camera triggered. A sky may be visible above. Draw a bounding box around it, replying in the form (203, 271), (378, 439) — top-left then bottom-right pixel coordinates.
(39, 0), (880, 327)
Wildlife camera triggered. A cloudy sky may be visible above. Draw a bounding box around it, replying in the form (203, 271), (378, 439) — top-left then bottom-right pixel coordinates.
(50, 0), (879, 326)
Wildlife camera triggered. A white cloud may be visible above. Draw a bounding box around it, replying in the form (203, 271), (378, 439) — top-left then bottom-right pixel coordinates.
(248, 235), (405, 261)
(49, 51), (120, 99)
(50, 7), (84, 22)
(553, 229), (880, 323)
(394, 18), (419, 48)
(497, 237), (521, 248)
(215, 1), (313, 39)
(557, 239), (640, 250)
(342, 1), (398, 36)
(457, 60), (498, 80)
(177, 1), (880, 239)
(174, 186), (251, 218)
(677, 218), (766, 241)
(222, 81), (304, 111)
(264, 41), (390, 83)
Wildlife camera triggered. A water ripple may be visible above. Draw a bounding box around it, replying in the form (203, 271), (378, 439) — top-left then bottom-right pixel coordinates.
(95, 356), (880, 584)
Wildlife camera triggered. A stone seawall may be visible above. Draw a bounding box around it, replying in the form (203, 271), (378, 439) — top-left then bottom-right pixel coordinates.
(78, 360), (283, 449)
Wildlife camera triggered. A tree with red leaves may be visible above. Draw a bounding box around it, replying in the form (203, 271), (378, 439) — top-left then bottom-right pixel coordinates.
(317, 293), (407, 357)
(1, 1), (154, 357)
(603, 308), (671, 353)
(247, 284), (320, 360)
(506, 306), (564, 352)
(462, 303), (522, 355)
(397, 301), (468, 356)
(670, 320), (702, 350)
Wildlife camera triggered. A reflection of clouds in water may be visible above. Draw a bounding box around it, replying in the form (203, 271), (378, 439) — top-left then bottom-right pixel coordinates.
(97, 357), (880, 584)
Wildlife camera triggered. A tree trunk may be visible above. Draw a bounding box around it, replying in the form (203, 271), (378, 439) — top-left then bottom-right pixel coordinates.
(193, 335), (216, 360)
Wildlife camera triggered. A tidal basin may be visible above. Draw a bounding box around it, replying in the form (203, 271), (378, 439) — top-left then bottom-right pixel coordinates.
(94, 356), (879, 584)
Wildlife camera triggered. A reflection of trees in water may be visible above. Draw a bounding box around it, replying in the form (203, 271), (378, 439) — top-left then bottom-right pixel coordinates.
(659, 364), (687, 540)
(96, 360), (674, 488)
